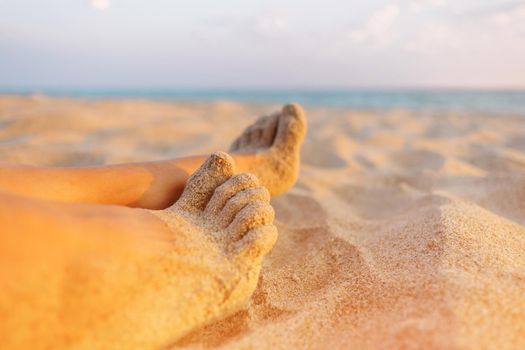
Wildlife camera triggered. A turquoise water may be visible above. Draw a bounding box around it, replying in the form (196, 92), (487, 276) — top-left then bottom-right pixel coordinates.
(2, 88), (525, 114)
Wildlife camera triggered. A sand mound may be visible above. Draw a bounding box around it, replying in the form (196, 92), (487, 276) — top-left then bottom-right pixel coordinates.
(1, 96), (525, 349)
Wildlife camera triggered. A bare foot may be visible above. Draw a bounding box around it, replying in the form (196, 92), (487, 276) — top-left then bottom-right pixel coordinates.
(11, 152), (276, 350)
(230, 103), (307, 196)
(142, 151), (277, 346)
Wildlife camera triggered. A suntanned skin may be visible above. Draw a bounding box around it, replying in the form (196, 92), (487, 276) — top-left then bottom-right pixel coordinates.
(0, 153), (277, 349)
(0, 104), (307, 349)
(0, 154), (257, 209)
(0, 103), (306, 209)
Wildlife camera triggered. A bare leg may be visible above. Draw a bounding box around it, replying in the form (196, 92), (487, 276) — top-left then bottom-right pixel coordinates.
(1, 153), (276, 349)
(0, 156), (205, 209)
(0, 104), (307, 209)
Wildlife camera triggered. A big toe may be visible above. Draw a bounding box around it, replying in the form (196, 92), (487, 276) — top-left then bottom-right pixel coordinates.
(273, 103), (307, 152)
(177, 151), (235, 213)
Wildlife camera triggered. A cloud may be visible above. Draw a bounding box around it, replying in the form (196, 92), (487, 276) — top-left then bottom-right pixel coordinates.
(349, 4), (400, 47)
(201, 13), (289, 42)
(404, 24), (460, 53)
(90, 0), (111, 11)
(254, 14), (288, 37)
(407, 0), (446, 14)
(401, 2), (525, 58)
(488, 4), (525, 32)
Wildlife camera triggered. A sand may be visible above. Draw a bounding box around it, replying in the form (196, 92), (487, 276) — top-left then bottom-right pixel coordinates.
(1, 95), (525, 349)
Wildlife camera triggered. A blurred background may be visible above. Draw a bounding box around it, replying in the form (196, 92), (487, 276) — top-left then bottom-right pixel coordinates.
(1, 0), (524, 112)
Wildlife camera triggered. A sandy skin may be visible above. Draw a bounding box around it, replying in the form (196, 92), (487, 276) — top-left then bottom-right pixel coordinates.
(84, 152), (278, 349)
(0, 104), (308, 349)
(0, 104), (307, 208)
(231, 103), (307, 196)
(3, 96), (525, 349)
(0, 153), (276, 349)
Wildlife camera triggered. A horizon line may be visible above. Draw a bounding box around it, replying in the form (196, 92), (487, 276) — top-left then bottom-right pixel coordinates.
(1, 86), (525, 93)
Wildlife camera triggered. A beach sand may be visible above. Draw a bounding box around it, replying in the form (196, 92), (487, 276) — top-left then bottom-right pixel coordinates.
(1, 95), (524, 349)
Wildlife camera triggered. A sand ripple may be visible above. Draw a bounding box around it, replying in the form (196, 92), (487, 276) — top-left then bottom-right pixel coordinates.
(2, 96), (525, 349)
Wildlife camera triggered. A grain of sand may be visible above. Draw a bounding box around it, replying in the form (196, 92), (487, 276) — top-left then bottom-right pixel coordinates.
(1, 96), (524, 349)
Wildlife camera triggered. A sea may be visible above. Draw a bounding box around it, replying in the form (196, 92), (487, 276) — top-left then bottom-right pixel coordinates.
(2, 88), (525, 114)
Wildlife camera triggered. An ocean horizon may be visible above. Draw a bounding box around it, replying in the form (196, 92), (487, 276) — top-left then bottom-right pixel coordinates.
(2, 88), (525, 114)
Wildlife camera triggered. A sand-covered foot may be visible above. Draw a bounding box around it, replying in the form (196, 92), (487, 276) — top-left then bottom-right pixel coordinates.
(145, 151), (277, 345)
(230, 103), (307, 196)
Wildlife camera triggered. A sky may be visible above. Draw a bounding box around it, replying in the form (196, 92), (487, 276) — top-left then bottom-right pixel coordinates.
(0, 0), (524, 89)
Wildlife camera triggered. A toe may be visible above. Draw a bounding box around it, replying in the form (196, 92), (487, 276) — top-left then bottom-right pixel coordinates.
(231, 225), (278, 260)
(224, 201), (275, 241)
(261, 113), (279, 147)
(217, 187), (271, 228)
(204, 173), (260, 216)
(252, 115), (271, 130)
(229, 114), (278, 152)
(248, 127), (265, 148)
(273, 103), (307, 152)
(239, 124), (257, 149)
(230, 138), (241, 152)
(176, 151), (235, 213)
(243, 115), (279, 149)
(239, 130), (252, 149)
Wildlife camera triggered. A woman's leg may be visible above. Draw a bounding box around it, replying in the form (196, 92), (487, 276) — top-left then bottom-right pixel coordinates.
(0, 156), (205, 209)
(1, 153), (276, 349)
(0, 104), (306, 209)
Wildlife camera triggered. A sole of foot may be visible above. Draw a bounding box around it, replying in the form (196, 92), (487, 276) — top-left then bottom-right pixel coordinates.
(230, 103), (307, 196)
